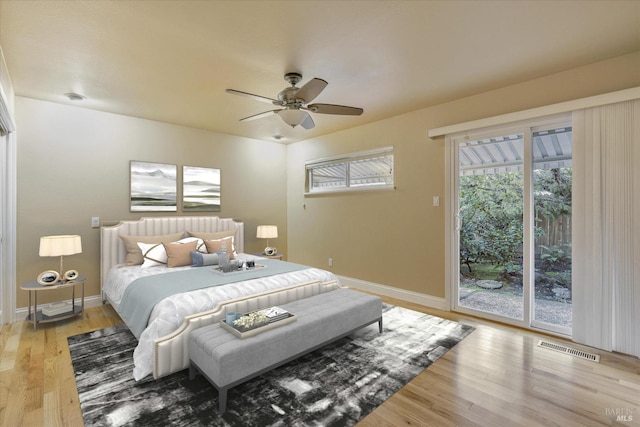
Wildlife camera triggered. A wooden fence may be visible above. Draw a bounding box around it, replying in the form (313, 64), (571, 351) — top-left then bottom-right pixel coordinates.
(535, 213), (571, 253)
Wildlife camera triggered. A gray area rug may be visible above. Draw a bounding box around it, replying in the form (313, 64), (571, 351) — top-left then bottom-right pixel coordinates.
(68, 304), (474, 426)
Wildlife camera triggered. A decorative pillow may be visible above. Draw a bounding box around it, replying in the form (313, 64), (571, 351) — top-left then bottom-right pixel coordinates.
(190, 251), (220, 267)
(175, 236), (207, 253)
(120, 232), (185, 265)
(203, 236), (235, 259)
(195, 239), (207, 253)
(188, 230), (237, 255)
(187, 229), (236, 241)
(137, 242), (168, 268)
(163, 240), (198, 268)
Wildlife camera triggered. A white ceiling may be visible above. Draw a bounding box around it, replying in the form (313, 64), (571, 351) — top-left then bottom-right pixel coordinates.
(1, 1), (638, 144)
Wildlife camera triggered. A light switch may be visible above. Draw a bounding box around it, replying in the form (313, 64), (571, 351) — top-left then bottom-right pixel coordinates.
(433, 196), (440, 207)
(91, 217), (100, 228)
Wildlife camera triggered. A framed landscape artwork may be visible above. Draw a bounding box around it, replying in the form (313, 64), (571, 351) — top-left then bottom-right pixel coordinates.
(130, 161), (177, 212)
(183, 166), (221, 212)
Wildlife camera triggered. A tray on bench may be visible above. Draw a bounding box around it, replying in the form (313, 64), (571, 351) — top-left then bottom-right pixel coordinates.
(220, 313), (296, 338)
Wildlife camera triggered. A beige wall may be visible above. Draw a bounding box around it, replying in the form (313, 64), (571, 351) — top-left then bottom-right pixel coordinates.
(15, 97), (287, 307)
(286, 51), (640, 299)
(14, 51), (640, 308)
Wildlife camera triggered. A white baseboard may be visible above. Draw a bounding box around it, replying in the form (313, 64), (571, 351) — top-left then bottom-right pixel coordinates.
(16, 294), (104, 317)
(338, 275), (447, 311)
(15, 281), (446, 319)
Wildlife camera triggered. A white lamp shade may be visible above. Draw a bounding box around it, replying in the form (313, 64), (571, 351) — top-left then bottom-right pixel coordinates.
(39, 235), (82, 257)
(277, 109), (308, 127)
(256, 225), (278, 239)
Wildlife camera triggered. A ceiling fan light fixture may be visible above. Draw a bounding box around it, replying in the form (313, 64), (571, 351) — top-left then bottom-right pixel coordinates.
(278, 108), (307, 127)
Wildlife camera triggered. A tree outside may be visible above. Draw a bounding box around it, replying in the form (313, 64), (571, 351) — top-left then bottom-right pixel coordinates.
(459, 168), (572, 304)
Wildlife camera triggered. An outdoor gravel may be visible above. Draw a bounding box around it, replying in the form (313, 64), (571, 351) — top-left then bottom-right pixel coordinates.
(459, 289), (572, 328)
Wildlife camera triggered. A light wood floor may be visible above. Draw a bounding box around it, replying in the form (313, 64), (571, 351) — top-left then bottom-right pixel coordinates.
(1, 296), (638, 427)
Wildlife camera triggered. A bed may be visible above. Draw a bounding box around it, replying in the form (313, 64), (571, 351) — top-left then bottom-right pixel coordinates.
(100, 216), (341, 380)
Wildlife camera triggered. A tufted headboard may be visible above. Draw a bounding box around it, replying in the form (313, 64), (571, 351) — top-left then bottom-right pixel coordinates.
(100, 216), (244, 291)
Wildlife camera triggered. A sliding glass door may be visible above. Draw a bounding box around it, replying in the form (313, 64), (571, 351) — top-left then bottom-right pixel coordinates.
(450, 118), (572, 335)
(457, 133), (525, 321)
(531, 127), (572, 333)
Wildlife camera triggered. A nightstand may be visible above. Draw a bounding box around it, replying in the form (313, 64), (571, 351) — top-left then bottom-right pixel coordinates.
(20, 275), (86, 330)
(252, 252), (284, 260)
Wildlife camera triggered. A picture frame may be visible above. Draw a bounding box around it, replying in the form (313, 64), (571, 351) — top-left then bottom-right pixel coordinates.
(37, 270), (60, 286)
(130, 161), (177, 212)
(182, 166), (221, 212)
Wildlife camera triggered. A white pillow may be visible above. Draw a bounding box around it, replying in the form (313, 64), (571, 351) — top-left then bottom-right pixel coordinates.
(137, 242), (167, 268)
(177, 236), (207, 253)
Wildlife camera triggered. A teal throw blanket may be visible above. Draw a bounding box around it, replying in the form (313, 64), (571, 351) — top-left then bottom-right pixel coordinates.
(119, 259), (308, 338)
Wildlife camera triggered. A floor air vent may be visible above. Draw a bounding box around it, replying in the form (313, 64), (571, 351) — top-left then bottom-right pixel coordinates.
(538, 340), (600, 362)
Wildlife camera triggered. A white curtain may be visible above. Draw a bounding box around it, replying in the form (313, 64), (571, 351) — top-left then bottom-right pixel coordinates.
(572, 99), (640, 357)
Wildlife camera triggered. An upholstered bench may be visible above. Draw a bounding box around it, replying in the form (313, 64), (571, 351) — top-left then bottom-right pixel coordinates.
(188, 288), (383, 414)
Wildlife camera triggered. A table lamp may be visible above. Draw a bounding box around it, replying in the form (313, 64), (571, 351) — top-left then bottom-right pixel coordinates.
(256, 225), (278, 256)
(39, 235), (82, 283)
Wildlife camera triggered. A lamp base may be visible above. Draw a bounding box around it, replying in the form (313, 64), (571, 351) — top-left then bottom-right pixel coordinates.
(263, 247), (278, 256)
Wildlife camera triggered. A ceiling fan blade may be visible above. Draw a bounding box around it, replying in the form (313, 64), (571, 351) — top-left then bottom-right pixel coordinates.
(300, 114), (315, 129)
(226, 89), (280, 105)
(294, 78), (328, 103)
(239, 110), (280, 122)
(307, 103), (363, 116)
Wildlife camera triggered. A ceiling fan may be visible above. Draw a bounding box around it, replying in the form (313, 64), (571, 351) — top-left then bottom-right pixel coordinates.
(226, 72), (363, 129)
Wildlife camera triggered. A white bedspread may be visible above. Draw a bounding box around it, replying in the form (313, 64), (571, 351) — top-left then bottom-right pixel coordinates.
(103, 254), (339, 380)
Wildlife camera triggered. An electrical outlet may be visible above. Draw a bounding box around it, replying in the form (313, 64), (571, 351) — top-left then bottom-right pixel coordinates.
(328, 258), (333, 267)
(91, 217), (100, 228)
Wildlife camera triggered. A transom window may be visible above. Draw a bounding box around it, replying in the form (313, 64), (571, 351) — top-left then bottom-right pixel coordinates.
(305, 147), (394, 194)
